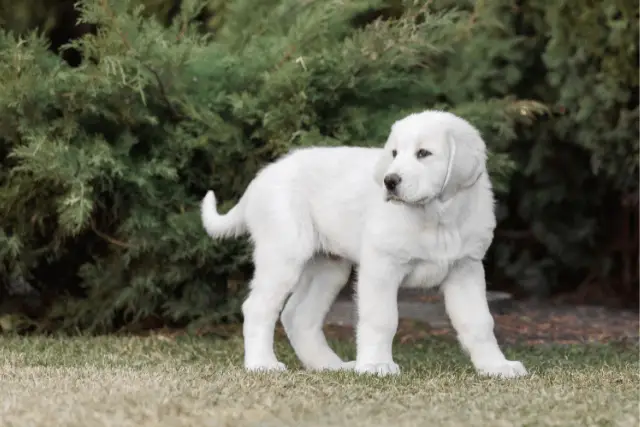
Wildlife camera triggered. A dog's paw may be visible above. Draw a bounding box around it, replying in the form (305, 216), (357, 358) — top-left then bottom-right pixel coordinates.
(339, 360), (357, 371)
(355, 361), (400, 376)
(476, 360), (527, 378)
(245, 361), (287, 372)
(307, 359), (356, 372)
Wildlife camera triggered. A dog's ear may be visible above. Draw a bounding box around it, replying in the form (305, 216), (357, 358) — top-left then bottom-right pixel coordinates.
(373, 150), (393, 186)
(438, 130), (486, 202)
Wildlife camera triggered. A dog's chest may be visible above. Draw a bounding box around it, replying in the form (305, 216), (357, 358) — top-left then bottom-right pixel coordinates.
(401, 225), (462, 288)
(417, 223), (462, 260)
(402, 261), (450, 289)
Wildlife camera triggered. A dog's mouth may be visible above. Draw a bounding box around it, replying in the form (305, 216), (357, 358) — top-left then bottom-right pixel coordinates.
(385, 193), (431, 206)
(385, 193), (403, 203)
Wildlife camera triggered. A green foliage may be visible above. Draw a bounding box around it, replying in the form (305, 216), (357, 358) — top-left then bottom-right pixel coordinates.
(484, 0), (639, 297)
(0, 0), (226, 34)
(0, 0), (543, 332)
(1, 0), (636, 332)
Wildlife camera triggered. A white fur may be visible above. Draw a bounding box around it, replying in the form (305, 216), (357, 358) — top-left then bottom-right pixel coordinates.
(201, 110), (527, 378)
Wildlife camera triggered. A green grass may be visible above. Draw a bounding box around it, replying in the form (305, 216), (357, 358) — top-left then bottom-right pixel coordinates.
(0, 332), (638, 427)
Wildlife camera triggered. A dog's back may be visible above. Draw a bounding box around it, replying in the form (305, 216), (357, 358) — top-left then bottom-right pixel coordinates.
(240, 146), (383, 260)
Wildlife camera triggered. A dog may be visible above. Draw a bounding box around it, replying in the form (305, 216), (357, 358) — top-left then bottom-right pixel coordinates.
(201, 110), (528, 378)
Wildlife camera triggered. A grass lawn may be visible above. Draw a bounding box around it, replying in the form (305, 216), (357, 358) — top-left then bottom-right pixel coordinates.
(0, 331), (638, 427)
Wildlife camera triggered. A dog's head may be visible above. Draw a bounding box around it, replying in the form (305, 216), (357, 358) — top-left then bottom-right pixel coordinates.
(373, 110), (487, 205)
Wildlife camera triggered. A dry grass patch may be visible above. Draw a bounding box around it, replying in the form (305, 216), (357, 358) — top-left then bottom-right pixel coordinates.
(0, 333), (638, 427)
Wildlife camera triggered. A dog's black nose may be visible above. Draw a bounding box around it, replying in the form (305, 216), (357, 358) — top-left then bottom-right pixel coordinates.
(384, 173), (401, 191)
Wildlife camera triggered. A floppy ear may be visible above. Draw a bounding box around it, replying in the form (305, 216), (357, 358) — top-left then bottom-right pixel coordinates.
(438, 131), (486, 202)
(373, 150), (392, 186)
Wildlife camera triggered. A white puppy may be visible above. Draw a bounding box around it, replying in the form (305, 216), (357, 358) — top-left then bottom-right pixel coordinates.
(201, 110), (527, 378)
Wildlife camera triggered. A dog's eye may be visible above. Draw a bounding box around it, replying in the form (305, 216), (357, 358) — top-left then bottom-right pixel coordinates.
(391, 150), (397, 158)
(416, 149), (432, 159)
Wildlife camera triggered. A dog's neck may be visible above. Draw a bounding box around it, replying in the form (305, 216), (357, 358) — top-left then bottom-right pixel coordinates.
(424, 171), (485, 224)
(420, 198), (454, 225)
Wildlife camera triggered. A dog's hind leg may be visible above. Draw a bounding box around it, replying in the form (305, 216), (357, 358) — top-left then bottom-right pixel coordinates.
(242, 247), (306, 372)
(280, 256), (354, 371)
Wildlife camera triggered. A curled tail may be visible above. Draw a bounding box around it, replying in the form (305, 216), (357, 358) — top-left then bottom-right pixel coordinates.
(200, 190), (247, 239)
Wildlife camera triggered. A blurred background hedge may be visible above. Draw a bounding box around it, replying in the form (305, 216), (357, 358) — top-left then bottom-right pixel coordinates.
(0, 0), (637, 333)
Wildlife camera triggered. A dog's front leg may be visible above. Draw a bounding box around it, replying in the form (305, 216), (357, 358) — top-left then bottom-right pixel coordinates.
(442, 258), (528, 378)
(354, 253), (408, 376)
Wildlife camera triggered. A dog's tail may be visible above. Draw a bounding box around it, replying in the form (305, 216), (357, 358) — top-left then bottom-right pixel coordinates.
(200, 190), (247, 239)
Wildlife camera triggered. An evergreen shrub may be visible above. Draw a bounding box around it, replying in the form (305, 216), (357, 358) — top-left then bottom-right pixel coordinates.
(1, 0), (636, 332)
